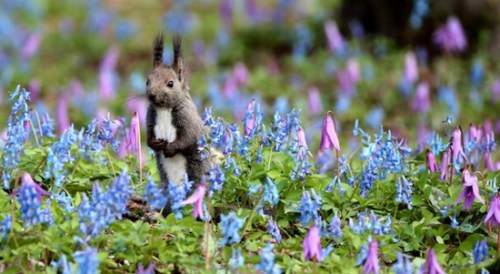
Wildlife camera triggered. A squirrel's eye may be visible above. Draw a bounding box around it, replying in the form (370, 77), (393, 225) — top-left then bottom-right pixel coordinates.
(167, 80), (174, 88)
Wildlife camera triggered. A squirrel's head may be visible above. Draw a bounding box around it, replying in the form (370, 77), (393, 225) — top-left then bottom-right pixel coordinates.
(146, 33), (187, 108)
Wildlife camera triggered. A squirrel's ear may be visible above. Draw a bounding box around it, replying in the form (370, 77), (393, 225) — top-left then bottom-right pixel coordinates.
(172, 35), (185, 84)
(153, 32), (164, 68)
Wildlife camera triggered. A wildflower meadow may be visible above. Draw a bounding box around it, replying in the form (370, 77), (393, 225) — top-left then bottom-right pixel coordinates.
(0, 0), (499, 273)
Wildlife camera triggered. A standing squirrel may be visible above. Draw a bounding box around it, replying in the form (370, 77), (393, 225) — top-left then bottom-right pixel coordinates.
(146, 33), (208, 215)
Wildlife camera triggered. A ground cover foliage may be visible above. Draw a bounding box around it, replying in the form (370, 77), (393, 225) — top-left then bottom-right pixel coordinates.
(0, 0), (500, 273)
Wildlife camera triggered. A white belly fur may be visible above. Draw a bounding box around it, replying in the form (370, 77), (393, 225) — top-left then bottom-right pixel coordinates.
(154, 107), (187, 186)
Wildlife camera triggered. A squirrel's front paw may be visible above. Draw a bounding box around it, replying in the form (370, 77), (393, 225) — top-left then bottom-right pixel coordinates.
(163, 144), (177, 157)
(148, 137), (167, 151)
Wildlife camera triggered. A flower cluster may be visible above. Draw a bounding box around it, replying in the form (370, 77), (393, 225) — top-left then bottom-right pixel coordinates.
(219, 211), (244, 247)
(256, 243), (281, 274)
(143, 177), (168, 211)
(297, 189), (322, 227)
(43, 125), (78, 189)
(396, 176), (413, 209)
(2, 86), (31, 189)
(167, 176), (194, 219)
(17, 173), (52, 228)
(0, 214), (12, 241)
(349, 210), (391, 235)
(78, 170), (133, 237)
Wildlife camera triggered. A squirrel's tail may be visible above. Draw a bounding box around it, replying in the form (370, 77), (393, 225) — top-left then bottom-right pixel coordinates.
(153, 32), (164, 68)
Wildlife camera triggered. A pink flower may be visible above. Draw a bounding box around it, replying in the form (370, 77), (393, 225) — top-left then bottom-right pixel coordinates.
(21, 172), (49, 202)
(303, 224), (322, 261)
(451, 126), (467, 163)
(363, 239), (379, 274)
(56, 92), (70, 134)
(244, 99), (255, 136)
(484, 194), (500, 226)
(180, 183), (207, 220)
(439, 148), (451, 180)
(426, 149), (438, 173)
(324, 21), (344, 54)
(307, 86), (323, 115)
(423, 248), (446, 274)
(233, 63), (248, 86)
(455, 169), (484, 211)
(29, 79), (41, 102)
(126, 97), (147, 126)
(319, 112), (340, 152)
(491, 79), (500, 103)
(21, 32), (43, 60)
(404, 52), (418, 84)
(99, 47), (119, 100)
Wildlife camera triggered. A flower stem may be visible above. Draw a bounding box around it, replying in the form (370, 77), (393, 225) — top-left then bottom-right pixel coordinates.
(267, 148), (274, 171)
(241, 189), (264, 237)
(205, 195), (212, 270)
(476, 171), (492, 235)
(28, 117), (40, 147)
(105, 147), (117, 176)
(313, 259), (317, 274)
(497, 225), (500, 258)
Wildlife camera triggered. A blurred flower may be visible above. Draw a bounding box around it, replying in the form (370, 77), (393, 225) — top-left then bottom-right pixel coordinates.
(326, 212), (342, 240)
(136, 263), (154, 274)
(426, 149), (438, 173)
(392, 253), (413, 274)
(29, 79), (41, 102)
(267, 217), (282, 243)
(433, 16), (467, 53)
(293, 24), (312, 62)
(180, 183), (207, 221)
(438, 86), (459, 116)
(484, 194), (500, 226)
(325, 21), (345, 54)
(51, 254), (72, 274)
(365, 108), (384, 129)
(256, 243), (281, 274)
(470, 60), (484, 87)
(319, 112), (340, 152)
(411, 82), (430, 113)
(99, 47), (119, 100)
(21, 31), (42, 60)
(473, 239), (489, 264)
(303, 224), (322, 261)
(307, 87), (323, 115)
(455, 169), (484, 211)
(404, 52), (418, 84)
(219, 0), (232, 29)
(0, 214), (12, 241)
(219, 211), (244, 246)
(409, 0), (429, 29)
(229, 247), (244, 270)
(74, 245), (100, 274)
(422, 248), (445, 274)
(363, 239), (379, 274)
(491, 79), (500, 103)
(349, 210), (391, 235)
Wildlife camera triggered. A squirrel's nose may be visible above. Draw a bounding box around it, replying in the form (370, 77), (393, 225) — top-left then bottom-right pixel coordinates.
(148, 93), (156, 101)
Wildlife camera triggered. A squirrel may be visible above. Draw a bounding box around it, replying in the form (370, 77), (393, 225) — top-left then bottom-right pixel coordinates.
(146, 33), (208, 215)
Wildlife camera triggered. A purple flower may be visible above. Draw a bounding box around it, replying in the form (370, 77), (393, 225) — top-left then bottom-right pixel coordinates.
(455, 169), (485, 211)
(439, 148), (451, 180)
(363, 239), (379, 274)
(426, 149), (438, 173)
(319, 112), (340, 152)
(303, 224), (322, 262)
(180, 183), (207, 221)
(422, 248), (446, 274)
(296, 127), (309, 153)
(99, 47), (119, 100)
(21, 31), (42, 60)
(56, 92), (70, 134)
(136, 263), (154, 274)
(433, 16), (467, 53)
(411, 82), (430, 113)
(404, 52), (418, 84)
(491, 79), (500, 103)
(451, 126), (467, 163)
(233, 63), (248, 86)
(219, 0), (233, 29)
(484, 194), (500, 226)
(21, 172), (50, 201)
(307, 86), (323, 115)
(324, 21), (344, 54)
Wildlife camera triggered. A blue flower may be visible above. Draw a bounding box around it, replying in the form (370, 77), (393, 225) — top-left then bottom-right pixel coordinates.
(267, 217), (282, 243)
(262, 177), (279, 206)
(143, 177), (168, 211)
(74, 245), (100, 274)
(256, 243), (281, 274)
(208, 164), (225, 197)
(229, 247), (244, 270)
(392, 253), (413, 274)
(0, 214), (12, 241)
(17, 177), (51, 228)
(2, 85), (30, 189)
(167, 175), (193, 219)
(297, 189), (321, 227)
(51, 254), (72, 274)
(396, 176), (413, 209)
(219, 211), (244, 246)
(326, 212), (342, 241)
(473, 239), (489, 264)
(349, 210), (392, 235)
(43, 126), (78, 189)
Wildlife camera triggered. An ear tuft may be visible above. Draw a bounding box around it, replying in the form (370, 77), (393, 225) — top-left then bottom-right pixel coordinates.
(172, 35), (184, 83)
(153, 32), (164, 68)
